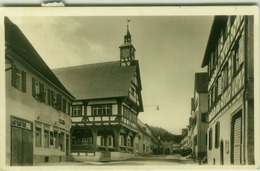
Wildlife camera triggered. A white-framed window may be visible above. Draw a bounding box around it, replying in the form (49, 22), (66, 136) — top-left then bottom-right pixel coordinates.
(73, 106), (82, 116)
(92, 105), (111, 115)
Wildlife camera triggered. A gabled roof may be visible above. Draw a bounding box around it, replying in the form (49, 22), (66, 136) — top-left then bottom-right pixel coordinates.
(194, 72), (208, 93)
(5, 17), (74, 99)
(52, 60), (141, 101)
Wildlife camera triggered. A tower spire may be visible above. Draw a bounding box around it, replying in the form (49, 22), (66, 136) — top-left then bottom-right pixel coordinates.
(124, 19), (131, 43)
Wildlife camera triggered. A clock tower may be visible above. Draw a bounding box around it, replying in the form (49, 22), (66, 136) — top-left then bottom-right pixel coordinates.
(119, 20), (136, 66)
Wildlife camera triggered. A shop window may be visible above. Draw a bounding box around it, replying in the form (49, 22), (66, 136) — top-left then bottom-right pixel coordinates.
(44, 129), (49, 148)
(35, 127), (42, 147)
(120, 135), (125, 146)
(54, 131), (59, 149)
(60, 132), (65, 151)
(50, 131), (54, 146)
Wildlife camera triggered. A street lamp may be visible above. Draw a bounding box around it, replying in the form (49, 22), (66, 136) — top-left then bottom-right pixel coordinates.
(144, 105), (160, 111)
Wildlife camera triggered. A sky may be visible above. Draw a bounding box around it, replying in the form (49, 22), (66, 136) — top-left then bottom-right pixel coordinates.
(9, 15), (213, 134)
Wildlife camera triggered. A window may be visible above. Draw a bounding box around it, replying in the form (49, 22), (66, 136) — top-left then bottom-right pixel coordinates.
(201, 113), (208, 123)
(127, 136), (131, 147)
(54, 131), (59, 149)
(215, 122), (220, 148)
(44, 129), (49, 148)
(107, 136), (113, 147)
(72, 106), (82, 116)
(222, 63), (229, 90)
(209, 128), (213, 150)
(92, 105), (111, 115)
(97, 136), (105, 146)
(12, 65), (26, 92)
(120, 135), (125, 146)
(60, 132), (65, 151)
(44, 87), (48, 103)
(233, 35), (245, 74)
(50, 131), (54, 146)
(35, 127), (42, 147)
(62, 99), (67, 113)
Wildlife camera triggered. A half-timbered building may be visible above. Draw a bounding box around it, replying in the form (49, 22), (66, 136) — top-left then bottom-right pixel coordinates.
(53, 25), (144, 161)
(5, 17), (74, 166)
(201, 16), (254, 165)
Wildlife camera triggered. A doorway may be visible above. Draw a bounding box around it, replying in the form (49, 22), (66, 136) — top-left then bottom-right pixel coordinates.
(11, 126), (33, 166)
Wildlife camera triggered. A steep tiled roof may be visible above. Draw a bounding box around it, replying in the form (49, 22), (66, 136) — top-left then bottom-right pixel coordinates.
(52, 61), (139, 100)
(5, 17), (74, 98)
(194, 72), (208, 93)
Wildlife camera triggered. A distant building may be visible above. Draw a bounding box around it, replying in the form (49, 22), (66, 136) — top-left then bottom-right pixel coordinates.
(5, 18), (74, 166)
(53, 25), (144, 161)
(201, 16), (254, 165)
(134, 119), (159, 155)
(189, 73), (208, 161)
(180, 128), (191, 150)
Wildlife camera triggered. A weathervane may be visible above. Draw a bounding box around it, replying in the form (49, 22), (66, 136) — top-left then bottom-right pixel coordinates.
(127, 19), (130, 30)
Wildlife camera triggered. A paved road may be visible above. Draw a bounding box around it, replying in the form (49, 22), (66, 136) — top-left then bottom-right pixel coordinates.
(37, 154), (197, 166)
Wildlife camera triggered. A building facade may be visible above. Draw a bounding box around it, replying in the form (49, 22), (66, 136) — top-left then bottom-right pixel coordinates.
(189, 73), (208, 161)
(5, 18), (74, 166)
(53, 26), (144, 161)
(135, 119), (159, 155)
(201, 16), (254, 165)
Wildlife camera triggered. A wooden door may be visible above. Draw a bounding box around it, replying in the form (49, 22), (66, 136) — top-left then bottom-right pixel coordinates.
(231, 112), (242, 165)
(11, 127), (23, 166)
(220, 140), (224, 165)
(233, 116), (242, 164)
(22, 129), (33, 165)
(11, 127), (33, 166)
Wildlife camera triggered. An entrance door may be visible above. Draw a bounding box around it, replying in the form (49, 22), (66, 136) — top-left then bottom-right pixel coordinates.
(220, 140), (224, 165)
(231, 111), (242, 165)
(11, 127), (33, 166)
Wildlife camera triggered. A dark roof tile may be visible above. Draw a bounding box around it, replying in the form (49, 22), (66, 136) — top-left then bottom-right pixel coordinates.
(52, 61), (138, 100)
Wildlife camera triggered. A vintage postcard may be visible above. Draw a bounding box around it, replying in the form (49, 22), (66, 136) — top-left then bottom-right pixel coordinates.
(0, 6), (259, 170)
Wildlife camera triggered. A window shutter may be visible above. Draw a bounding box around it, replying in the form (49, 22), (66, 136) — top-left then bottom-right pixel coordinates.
(11, 64), (17, 87)
(48, 88), (51, 105)
(39, 83), (44, 101)
(50, 90), (54, 107)
(32, 78), (35, 97)
(57, 94), (62, 110)
(21, 71), (26, 92)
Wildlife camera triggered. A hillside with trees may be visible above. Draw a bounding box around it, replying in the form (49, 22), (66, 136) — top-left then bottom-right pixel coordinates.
(149, 125), (182, 143)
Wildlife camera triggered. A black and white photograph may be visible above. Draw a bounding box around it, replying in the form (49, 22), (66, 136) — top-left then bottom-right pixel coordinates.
(1, 6), (259, 170)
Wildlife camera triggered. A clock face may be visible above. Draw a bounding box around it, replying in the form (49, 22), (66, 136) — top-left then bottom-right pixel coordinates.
(122, 49), (130, 58)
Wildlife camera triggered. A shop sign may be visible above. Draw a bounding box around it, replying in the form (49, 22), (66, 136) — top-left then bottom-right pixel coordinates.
(59, 119), (65, 125)
(11, 117), (32, 131)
